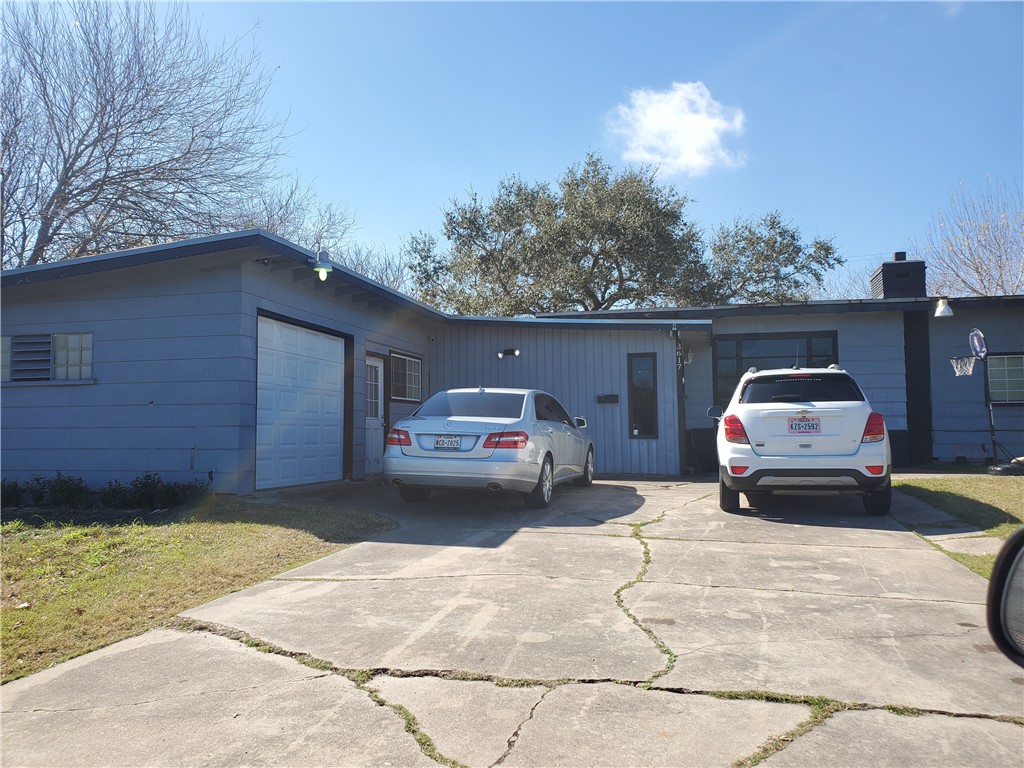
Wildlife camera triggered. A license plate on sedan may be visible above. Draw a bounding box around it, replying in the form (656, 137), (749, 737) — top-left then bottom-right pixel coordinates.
(788, 417), (821, 434)
(433, 435), (462, 451)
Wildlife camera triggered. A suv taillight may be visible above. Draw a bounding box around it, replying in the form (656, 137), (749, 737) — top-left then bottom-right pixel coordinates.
(483, 431), (529, 449)
(723, 415), (749, 444)
(386, 428), (412, 446)
(862, 412), (885, 443)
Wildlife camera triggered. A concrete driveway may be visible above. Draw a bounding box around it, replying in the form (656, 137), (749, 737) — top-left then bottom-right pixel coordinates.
(3, 480), (1022, 767)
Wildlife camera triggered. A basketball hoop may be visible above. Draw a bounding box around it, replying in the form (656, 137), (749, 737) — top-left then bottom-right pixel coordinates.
(950, 356), (976, 377)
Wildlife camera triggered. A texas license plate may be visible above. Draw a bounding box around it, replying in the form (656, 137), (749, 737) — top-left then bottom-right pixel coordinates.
(434, 435), (461, 450)
(788, 417), (821, 434)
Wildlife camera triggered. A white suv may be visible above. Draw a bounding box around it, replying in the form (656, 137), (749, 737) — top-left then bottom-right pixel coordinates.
(708, 366), (892, 515)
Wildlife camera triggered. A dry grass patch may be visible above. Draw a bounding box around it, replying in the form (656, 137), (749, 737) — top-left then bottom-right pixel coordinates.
(893, 475), (1023, 538)
(1, 499), (395, 682)
(893, 474), (1023, 578)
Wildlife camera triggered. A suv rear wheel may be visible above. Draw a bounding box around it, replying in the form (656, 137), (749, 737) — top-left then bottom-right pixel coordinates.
(863, 484), (891, 516)
(719, 472), (740, 512)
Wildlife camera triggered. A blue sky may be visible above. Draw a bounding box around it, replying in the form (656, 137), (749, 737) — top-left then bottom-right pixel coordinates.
(190, 1), (1023, 287)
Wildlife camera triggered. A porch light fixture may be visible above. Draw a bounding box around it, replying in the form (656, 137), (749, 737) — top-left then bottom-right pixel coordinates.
(311, 250), (333, 282)
(934, 298), (953, 318)
(497, 348), (520, 359)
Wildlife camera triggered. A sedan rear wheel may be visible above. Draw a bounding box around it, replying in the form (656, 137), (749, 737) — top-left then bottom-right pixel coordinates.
(573, 448), (595, 487)
(525, 456), (554, 509)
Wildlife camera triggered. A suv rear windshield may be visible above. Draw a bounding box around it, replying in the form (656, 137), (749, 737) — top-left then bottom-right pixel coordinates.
(740, 374), (865, 404)
(415, 392), (526, 419)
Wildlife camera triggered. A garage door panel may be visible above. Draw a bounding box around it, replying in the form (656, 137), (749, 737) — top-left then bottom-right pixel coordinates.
(257, 317), (344, 490)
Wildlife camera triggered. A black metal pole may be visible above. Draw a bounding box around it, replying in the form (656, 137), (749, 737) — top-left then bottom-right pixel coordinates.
(983, 357), (998, 464)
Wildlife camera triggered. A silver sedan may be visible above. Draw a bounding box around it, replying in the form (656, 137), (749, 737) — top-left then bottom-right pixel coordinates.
(383, 387), (595, 507)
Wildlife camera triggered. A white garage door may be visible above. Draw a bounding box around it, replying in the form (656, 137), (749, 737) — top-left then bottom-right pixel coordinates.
(256, 316), (344, 489)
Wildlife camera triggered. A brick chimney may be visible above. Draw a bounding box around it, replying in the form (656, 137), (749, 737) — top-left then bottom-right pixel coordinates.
(870, 251), (927, 299)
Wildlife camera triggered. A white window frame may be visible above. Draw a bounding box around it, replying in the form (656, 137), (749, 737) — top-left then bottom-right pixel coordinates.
(988, 354), (1024, 404)
(390, 352), (422, 402)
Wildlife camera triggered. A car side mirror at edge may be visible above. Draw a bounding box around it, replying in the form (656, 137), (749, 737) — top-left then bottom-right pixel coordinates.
(707, 405), (723, 420)
(988, 527), (1024, 668)
(574, 417), (587, 429)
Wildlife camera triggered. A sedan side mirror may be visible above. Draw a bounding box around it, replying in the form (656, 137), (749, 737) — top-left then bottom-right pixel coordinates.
(574, 417), (587, 430)
(988, 527), (1024, 668)
(707, 405), (723, 420)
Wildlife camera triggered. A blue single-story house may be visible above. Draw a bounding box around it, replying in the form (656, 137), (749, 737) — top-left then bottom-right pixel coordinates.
(2, 231), (1021, 494)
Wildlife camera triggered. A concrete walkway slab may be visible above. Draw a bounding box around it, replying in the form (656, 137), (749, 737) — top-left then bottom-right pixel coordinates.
(370, 676), (547, 767)
(629, 581), (1022, 716)
(927, 533), (1005, 556)
(183, 573), (667, 681)
(645, 538), (986, 601)
(760, 709), (1024, 767)
(500, 682), (809, 768)
(280, 526), (638, 582)
(1, 629), (433, 768)
(647, 496), (933, 549)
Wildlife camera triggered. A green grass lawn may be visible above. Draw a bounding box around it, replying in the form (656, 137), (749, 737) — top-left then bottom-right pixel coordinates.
(893, 474), (1023, 578)
(1, 498), (395, 683)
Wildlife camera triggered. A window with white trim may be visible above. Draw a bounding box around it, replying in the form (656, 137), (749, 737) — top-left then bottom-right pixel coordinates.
(1, 333), (93, 382)
(391, 352), (422, 402)
(988, 354), (1024, 404)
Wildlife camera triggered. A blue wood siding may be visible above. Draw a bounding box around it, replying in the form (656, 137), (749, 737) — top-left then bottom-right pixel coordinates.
(928, 307), (1023, 462)
(1, 252), (432, 494)
(431, 324), (682, 476)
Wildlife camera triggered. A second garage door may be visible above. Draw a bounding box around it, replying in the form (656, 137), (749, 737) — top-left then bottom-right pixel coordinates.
(256, 316), (344, 489)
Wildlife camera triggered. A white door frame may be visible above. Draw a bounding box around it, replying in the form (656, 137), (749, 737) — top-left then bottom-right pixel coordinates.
(365, 355), (385, 475)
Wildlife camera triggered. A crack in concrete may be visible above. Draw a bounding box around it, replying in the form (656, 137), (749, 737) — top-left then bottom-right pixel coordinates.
(166, 486), (1017, 768)
(162, 620), (1022, 768)
(489, 685), (557, 767)
(612, 512), (680, 687)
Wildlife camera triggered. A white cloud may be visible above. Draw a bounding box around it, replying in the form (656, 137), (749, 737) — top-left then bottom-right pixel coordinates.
(608, 81), (746, 177)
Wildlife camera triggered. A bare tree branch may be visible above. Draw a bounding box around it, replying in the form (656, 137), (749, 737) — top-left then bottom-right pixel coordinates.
(2, 0), (287, 268)
(914, 180), (1024, 297)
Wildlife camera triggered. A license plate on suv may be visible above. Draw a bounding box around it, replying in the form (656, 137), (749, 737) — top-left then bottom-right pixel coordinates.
(434, 435), (461, 450)
(788, 417), (821, 434)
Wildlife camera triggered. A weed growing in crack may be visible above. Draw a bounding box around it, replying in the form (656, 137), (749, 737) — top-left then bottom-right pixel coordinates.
(359, 685), (469, 768)
(884, 704), (925, 717)
(241, 638), (281, 654)
(612, 514), (679, 688)
(295, 654), (334, 672)
(495, 678), (551, 689)
(343, 669), (375, 685)
(729, 698), (846, 768)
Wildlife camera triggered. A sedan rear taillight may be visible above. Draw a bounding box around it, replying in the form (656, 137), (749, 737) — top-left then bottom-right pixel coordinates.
(862, 412), (885, 443)
(386, 428), (412, 447)
(483, 431), (529, 449)
(723, 415), (749, 444)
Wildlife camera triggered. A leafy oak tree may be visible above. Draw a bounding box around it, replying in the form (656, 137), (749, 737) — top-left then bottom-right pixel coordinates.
(406, 152), (712, 315)
(708, 211), (842, 304)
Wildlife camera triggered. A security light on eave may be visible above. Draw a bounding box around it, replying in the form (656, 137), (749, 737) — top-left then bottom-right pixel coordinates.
(934, 298), (953, 318)
(312, 250), (333, 281)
